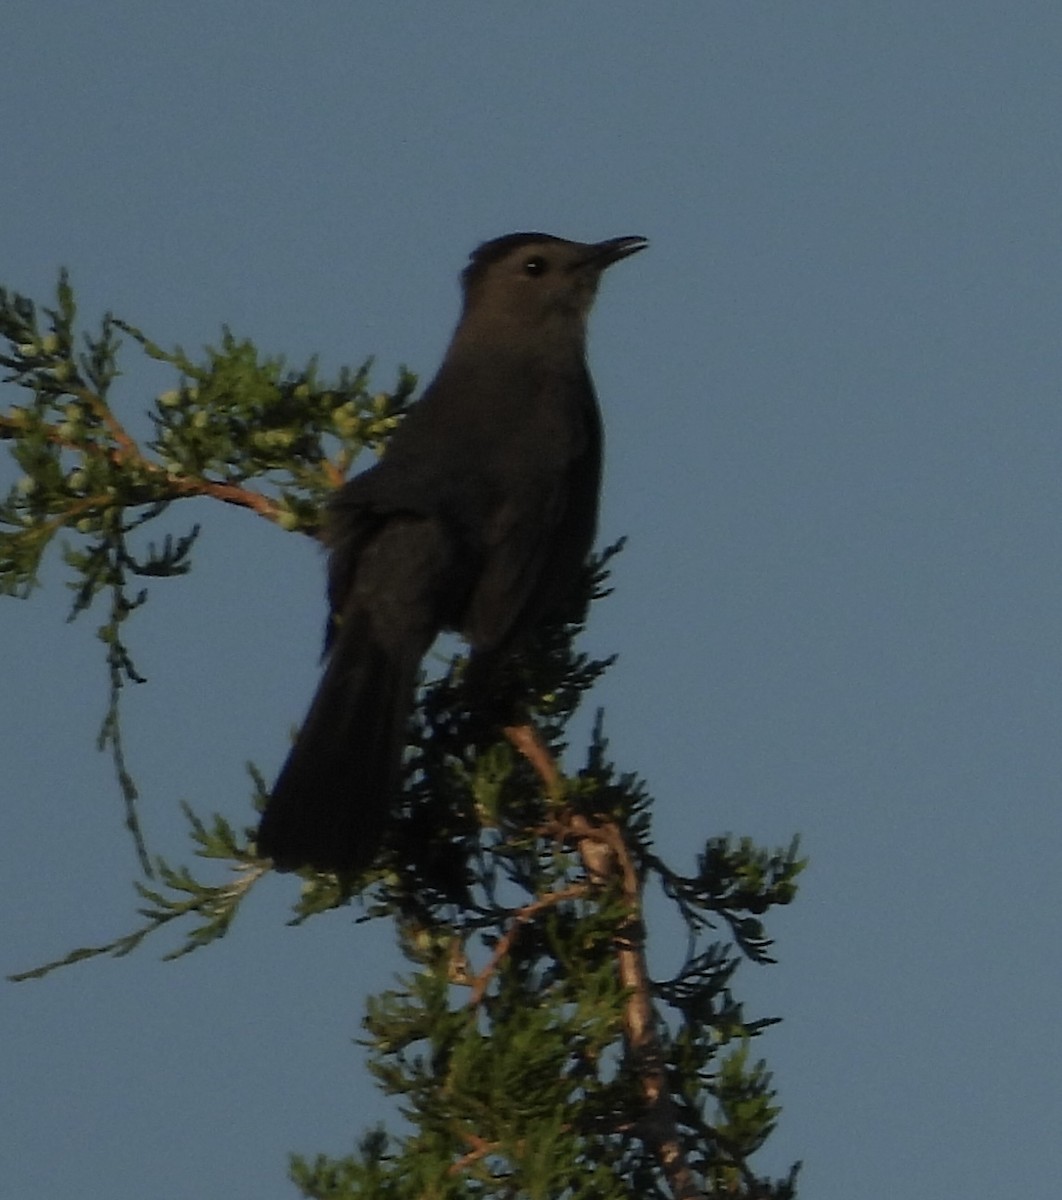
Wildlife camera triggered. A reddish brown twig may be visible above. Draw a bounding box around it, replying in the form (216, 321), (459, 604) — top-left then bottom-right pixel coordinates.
(162, 471), (281, 519)
(467, 884), (588, 1008)
(504, 722), (703, 1200)
(71, 384), (139, 457)
(448, 1130), (500, 1177)
(3, 407), (283, 523)
(503, 722), (562, 799)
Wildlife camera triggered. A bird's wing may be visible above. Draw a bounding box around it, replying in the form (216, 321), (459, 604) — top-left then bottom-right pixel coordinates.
(460, 475), (570, 652)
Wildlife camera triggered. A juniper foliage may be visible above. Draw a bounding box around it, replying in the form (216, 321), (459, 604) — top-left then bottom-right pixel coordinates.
(2, 274), (803, 1198)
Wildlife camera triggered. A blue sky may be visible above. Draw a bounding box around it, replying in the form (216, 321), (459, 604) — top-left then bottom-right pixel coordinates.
(4, 4), (1061, 1197)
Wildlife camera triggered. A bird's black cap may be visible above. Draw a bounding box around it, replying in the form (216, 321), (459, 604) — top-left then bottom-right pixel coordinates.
(463, 233), (648, 289)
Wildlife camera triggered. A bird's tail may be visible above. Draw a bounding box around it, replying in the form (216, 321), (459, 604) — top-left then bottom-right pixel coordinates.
(256, 611), (424, 874)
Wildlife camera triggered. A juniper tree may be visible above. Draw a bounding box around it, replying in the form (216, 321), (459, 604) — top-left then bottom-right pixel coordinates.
(1, 273), (802, 1199)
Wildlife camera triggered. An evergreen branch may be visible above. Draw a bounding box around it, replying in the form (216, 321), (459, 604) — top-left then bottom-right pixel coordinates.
(5, 277), (802, 1196)
(161, 470), (282, 520)
(572, 810), (701, 1200)
(97, 664), (150, 875)
(2, 405), (282, 522)
(467, 883), (589, 1008)
(507, 721), (702, 1200)
(8, 859), (265, 982)
(2, 271), (409, 867)
(502, 721), (563, 799)
(448, 1131), (501, 1178)
(9, 803), (264, 982)
(68, 382), (139, 456)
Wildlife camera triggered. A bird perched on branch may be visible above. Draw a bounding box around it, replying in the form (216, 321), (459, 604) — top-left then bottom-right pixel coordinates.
(257, 232), (648, 873)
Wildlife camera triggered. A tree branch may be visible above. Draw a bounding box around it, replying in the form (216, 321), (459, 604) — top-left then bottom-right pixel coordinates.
(504, 721), (704, 1200)
(467, 883), (589, 1008)
(1, 409), (282, 522)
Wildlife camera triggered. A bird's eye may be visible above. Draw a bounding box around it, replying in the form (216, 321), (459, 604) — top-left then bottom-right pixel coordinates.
(523, 255), (548, 276)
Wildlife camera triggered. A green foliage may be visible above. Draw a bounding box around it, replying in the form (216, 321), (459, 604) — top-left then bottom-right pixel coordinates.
(0, 271), (415, 869)
(3, 274), (805, 1198)
(9, 798), (264, 982)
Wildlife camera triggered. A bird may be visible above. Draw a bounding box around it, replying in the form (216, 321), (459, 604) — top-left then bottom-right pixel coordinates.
(256, 232), (648, 873)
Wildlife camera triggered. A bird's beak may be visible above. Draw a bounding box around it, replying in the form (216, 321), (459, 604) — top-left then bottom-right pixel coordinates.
(582, 236), (649, 270)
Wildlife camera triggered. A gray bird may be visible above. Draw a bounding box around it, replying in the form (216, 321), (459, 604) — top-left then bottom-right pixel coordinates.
(257, 232), (647, 873)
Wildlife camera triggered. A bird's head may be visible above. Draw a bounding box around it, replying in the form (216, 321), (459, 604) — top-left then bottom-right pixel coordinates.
(458, 232), (648, 342)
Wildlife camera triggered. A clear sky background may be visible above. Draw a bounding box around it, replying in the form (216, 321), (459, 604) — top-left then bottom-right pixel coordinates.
(3, 4), (1061, 1197)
